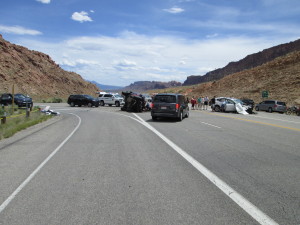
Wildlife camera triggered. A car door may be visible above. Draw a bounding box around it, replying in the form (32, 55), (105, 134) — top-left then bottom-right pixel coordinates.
(259, 101), (266, 111)
(104, 94), (113, 104)
(225, 99), (236, 111)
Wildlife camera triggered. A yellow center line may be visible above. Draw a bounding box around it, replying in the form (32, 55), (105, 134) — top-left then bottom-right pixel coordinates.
(201, 111), (300, 132)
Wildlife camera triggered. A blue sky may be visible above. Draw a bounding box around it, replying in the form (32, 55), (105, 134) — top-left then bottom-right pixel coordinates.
(1, 0), (300, 86)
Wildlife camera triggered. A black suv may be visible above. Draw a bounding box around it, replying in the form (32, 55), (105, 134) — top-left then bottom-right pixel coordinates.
(0, 93), (33, 108)
(67, 94), (100, 107)
(151, 93), (189, 121)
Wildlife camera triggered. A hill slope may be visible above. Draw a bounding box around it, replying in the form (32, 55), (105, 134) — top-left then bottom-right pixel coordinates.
(183, 38), (300, 86)
(156, 51), (300, 105)
(0, 35), (99, 100)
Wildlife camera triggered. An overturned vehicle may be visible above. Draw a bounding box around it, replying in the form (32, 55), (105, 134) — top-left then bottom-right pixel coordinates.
(121, 92), (147, 112)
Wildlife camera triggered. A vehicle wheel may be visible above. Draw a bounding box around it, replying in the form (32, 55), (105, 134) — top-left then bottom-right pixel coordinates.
(115, 101), (120, 107)
(185, 111), (189, 118)
(178, 111), (183, 121)
(78, 105), (82, 107)
(268, 107), (273, 113)
(255, 106), (259, 111)
(214, 105), (220, 112)
(286, 109), (292, 115)
(152, 116), (157, 121)
(100, 101), (104, 106)
(88, 103), (92, 107)
(70, 102), (75, 107)
(95, 105), (99, 107)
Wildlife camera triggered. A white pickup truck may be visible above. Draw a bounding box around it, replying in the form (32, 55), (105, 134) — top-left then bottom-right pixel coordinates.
(98, 93), (125, 107)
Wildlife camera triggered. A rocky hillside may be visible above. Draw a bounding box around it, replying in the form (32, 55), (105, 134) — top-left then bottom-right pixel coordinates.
(183, 38), (300, 86)
(121, 80), (182, 92)
(158, 51), (300, 106)
(0, 35), (99, 100)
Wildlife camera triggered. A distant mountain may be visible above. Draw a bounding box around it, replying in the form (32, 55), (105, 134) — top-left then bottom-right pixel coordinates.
(89, 81), (124, 91)
(0, 34), (99, 99)
(120, 81), (182, 92)
(183, 38), (300, 86)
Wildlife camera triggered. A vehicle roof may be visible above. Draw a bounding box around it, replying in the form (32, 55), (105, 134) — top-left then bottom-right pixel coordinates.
(155, 93), (182, 96)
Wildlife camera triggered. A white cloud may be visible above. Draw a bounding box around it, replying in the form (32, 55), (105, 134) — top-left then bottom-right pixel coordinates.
(36, 0), (51, 4)
(61, 58), (99, 67)
(71, 11), (93, 23)
(16, 31), (293, 86)
(0, 25), (42, 35)
(163, 6), (185, 14)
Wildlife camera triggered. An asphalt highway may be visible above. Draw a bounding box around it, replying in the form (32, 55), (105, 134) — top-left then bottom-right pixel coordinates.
(0, 104), (299, 225)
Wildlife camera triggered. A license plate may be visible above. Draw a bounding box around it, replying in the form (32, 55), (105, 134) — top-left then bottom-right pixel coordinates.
(161, 106), (167, 109)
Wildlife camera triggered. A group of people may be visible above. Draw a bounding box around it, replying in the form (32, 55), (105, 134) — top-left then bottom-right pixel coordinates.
(190, 96), (211, 110)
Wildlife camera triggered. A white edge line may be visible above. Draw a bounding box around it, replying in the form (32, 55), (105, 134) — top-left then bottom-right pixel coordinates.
(0, 113), (81, 214)
(201, 122), (222, 129)
(132, 113), (278, 225)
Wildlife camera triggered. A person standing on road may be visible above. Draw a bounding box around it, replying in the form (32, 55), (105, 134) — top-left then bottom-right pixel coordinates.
(211, 96), (216, 111)
(191, 97), (196, 110)
(204, 96), (209, 110)
(197, 96), (202, 110)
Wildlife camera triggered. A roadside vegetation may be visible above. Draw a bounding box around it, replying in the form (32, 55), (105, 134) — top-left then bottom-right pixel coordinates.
(0, 106), (53, 140)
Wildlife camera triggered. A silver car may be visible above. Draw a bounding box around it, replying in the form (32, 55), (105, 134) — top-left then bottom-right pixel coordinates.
(255, 100), (286, 113)
(214, 97), (251, 113)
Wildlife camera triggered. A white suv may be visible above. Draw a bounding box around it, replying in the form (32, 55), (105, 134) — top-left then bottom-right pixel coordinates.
(98, 93), (124, 107)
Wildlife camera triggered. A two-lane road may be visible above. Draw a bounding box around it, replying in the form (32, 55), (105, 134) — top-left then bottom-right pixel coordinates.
(0, 104), (299, 224)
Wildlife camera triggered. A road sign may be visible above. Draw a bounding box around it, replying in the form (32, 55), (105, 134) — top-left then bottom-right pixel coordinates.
(262, 91), (268, 98)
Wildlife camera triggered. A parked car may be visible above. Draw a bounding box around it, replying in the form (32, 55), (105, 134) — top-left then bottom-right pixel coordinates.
(67, 94), (100, 107)
(214, 97), (252, 114)
(0, 93), (33, 108)
(151, 93), (189, 121)
(255, 100), (287, 113)
(98, 93), (124, 107)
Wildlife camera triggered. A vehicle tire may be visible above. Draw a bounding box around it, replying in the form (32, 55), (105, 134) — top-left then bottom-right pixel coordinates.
(88, 103), (92, 107)
(286, 109), (292, 115)
(152, 116), (157, 121)
(70, 102), (75, 107)
(100, 101), (104, 106)
(78, 105), (82, 107)
(115, 101), (120, 107)
(185, 111), (189, 118)
(268, 107), (273, 113)
(178, 111), (183, 121)
(255, 106), (259, 111)
(214, 105), (220, 112)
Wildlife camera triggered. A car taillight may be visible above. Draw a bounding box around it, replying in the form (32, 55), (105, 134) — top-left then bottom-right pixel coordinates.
(151, 103), (154, 108)
(176, 104), (179, 109)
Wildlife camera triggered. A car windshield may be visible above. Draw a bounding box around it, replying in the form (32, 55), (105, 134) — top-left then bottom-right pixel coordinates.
(114, 95), (122, 98)
(232, 99), (244, 104)
(154, 95), (176, 103)
(14, 94), (26, 98)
